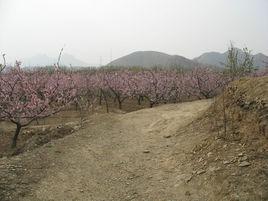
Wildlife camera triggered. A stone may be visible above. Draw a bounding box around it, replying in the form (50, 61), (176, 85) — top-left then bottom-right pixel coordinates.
(197, 170), (206, 175)
(185, 175), (192, 182)
(74, 126), (81, 131)
(240, 156), (248, 161)
(163, 134), (171, 138)
(185, 191), (191, 196)
(207, 152), (213, 157)
(176, 174), (192, 184)
(143, 150), (150, 153)
(223, 160), (231, 165)
(223, 158), (236, 165)
(238, 153), (244, 157)
(208, 166), (221, 172)
(239, 161), (251, 167)
(198, 157), (203, 162)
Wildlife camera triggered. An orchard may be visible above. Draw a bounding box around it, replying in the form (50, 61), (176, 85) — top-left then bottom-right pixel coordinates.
(0, 57), (267, 147)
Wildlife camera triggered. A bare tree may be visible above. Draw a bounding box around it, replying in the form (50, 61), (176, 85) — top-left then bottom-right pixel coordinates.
(225, 42), (239, 79)
(225, 42), (254, 79)
(241, 47), (254, 74)
(0, 54), (6, 73)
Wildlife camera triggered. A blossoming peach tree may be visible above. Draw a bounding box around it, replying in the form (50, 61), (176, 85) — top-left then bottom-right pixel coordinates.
(0, 62), (76, 147)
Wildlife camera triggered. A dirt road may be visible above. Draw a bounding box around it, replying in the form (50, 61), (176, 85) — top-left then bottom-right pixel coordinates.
(21, 100), (212, 201)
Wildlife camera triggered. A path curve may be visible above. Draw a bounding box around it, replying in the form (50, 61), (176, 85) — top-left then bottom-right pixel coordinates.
(22, 99), (212, 201)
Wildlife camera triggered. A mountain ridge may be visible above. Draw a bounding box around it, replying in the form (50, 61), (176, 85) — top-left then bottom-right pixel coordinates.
(107, 51), (200, 68)
(22, 53), (89, 67)
(21, 50), (268, 68)
(194, 49), (268, 68)
(108, 50), (268, 68)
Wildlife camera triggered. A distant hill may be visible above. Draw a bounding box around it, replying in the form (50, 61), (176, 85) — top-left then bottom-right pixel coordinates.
(194, 49), (268, 68)
(22, 50), (268, 69)
(107, 51), (199, 68)
(22, 53), (89, 67)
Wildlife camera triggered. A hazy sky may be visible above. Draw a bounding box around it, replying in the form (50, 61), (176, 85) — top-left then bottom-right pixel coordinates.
(0, 0), (267, 65)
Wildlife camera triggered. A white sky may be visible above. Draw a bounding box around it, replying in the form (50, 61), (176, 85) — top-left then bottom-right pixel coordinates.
(0, 0), (268, 65)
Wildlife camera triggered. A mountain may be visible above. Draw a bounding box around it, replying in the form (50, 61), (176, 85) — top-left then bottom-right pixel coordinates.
(22, 54), (55, 67)
(60, 54), (89, 67)
(107, 51), (199, 68)
(253, 53), (268, 68)
(194, 49), (268, 68)
(22, 53), (89, 67)
(193, 51), (226, 67)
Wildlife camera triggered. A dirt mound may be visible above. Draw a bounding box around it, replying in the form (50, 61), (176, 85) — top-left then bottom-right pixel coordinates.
(0, 123), (82, 158)
(189, 76), (268, 200)
(209, 76), (268, 141)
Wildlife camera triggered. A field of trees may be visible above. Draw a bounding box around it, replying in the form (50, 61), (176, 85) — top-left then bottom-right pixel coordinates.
(0, 45), (268, 149)
(0, 44), (267, 201)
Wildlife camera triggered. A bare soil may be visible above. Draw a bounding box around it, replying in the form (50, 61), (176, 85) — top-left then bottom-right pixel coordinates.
(0, 97), (267, 201)
(0, 98), (148, 157)
(0, 100), (213, 201)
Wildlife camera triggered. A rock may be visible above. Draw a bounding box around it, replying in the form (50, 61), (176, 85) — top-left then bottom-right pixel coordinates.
(208, 166), (221, 172)
(239, 156), (248, 162)
(207, 152), (213, 157)
(239, 161), (251, 167)
(197, 170), (206, 175)
(223, 160), (231, 165)
(163, 134), (171, 138)
(185, 191), (191, 196)
(223, 158), (236, 165)
(176, 174), (192, 184)
(185, 175), (192, 182)
(143, 150), (150, 153)
(214, 157), (220, 161)
(198, 157), (203, 162)
(57, 125), (63, 129)
(238, 153), (244, 157)
(74, 126), (81, 131)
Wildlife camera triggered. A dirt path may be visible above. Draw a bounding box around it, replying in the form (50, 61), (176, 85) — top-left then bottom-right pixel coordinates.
(21, 100), (212, 201)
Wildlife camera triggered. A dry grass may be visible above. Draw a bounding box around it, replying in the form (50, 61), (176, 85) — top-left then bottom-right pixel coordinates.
(187, 76), (268, 200)
(208, 76), (268, 141)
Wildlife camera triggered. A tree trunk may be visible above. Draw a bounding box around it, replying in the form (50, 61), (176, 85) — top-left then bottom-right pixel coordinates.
(35, 119), (39, 125)
(118, 100), (122, 109)
(12, 124), (22, 148)
(103, 93), (109, 113)
(75, 101), (79, 111)
(137, 96), (141, 105)
(99, 90), (102, 105)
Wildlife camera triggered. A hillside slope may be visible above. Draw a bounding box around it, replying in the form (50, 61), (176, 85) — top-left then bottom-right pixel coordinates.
(108, 51), (199, 68)
(191, 76), (268, 200)
(194, 49), (268, 68)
